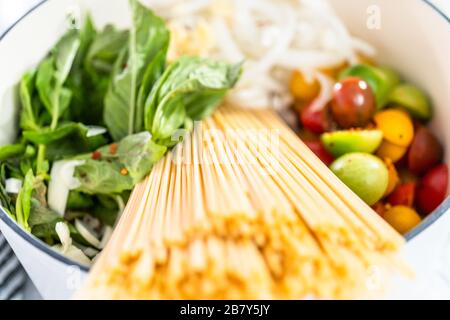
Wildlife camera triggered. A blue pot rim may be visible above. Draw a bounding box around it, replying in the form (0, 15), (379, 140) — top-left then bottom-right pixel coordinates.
(0, 0), (449, 270)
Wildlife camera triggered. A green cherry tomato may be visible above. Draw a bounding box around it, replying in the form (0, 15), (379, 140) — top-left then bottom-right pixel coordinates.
(388, 84), (432, 121)
(330, 152), (389, 205)
(321, 129), (383, 157)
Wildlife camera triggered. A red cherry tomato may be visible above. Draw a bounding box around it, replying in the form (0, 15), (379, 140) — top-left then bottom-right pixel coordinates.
(300, 103), (330, 134)
(330, 77), (376, 128)
(387, 182), (416, 207)
(371, 202), (386, 218)
(408, 126), (443, 175)
(417, 164), (449, 214)
(304, 140), (334, 166)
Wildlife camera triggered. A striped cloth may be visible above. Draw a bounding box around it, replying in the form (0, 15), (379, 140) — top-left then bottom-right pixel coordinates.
(0, 232), (26, 300)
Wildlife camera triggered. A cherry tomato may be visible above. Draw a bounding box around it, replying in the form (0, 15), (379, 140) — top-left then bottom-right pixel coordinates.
(330, 77), (376, 128)
(290, 71), (320, 101)
(387, 182), (416, 207)
(384, 158), (399, 196)
(417, 164), (449, 214)
(384, 205), (421, 234)
(408, 126), (443, 175)
(304, 140), (334, 166)
(300, 103), (330, 134)
(372, 202), (387, 218)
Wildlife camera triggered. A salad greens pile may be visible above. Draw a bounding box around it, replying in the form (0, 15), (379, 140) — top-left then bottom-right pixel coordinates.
(0, 0), (241, 263)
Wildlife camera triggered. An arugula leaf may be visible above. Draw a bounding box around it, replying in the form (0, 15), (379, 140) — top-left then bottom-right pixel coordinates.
(104, 0), (170, 141)
(144, 56), (242, 143)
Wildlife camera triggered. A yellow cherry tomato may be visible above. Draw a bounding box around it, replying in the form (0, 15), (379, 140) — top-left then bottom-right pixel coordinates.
(384, 158), (400, 196)
(383, 205), (422, 234)
(357, 54), (376, 66)
(374, 109), (414, 147)
(376, 140), (408, 163)
(320, 62), (349, 79)
(290, 71), (320, 101)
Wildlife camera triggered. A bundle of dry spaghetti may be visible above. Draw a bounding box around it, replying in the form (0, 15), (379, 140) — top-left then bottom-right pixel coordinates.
(75, 106), (407, 300)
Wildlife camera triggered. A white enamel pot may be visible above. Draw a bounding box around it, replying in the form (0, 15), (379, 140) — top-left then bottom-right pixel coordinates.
(0, 0), (449, 299)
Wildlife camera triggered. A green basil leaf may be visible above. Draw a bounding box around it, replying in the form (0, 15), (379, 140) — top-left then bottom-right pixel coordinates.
(15, 170), (36, 231)
(145, 56), (242, 143)
(74, 159), (133, 195)
(36, 30), (80, 129)
(19, 70), (40, 131)
(103, 0), (169, 141)
(115, 131), (167, 183)
(0, 144), (26, 161)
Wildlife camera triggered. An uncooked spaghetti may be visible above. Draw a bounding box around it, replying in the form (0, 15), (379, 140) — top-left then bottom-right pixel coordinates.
(76, 106), (406, 300)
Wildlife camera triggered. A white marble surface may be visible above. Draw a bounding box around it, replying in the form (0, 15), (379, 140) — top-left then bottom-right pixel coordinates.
(0, 0), (449, 300)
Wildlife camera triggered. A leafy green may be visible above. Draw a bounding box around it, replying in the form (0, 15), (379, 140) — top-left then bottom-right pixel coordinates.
(28, 199), (86, 245)
(85, 25), (129, 75)
(19, 70), (40, 131)
(28, 198), (63, 241)
(36, 29), (80, 130)
(0, 144), (26, 161)
(74, 131), (166, 194)
(5, 1), (242, 254)
(114, 131), (167, 182)
(68, 22), (129, 125)
(15, 170), (36, 231)
(91, 194), (124, 226)
(74, 159), (133, 195)
(144, 56), (242, 143)
(22, 123), (107, 160)
(67, 191), (95, 210)
(65, 15), (97, 124)
(0, 164), (16, 216)
(104, 0), (170, 141)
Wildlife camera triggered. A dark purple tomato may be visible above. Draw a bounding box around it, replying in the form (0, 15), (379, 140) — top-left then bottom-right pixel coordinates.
(331, 77), (376, 128)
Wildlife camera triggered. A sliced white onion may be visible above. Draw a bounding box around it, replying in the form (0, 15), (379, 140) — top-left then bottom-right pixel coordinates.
(5, 178), (22, 194)
(86, 126), (107, 138)
(55, 222), (72, 250)
(53, 222), (91, 266)
(146, 0), (373, 110)
(99, 226), (113, 249)
(212, 17), (244, 62)
(169, 0), (212, 18)
(351, 37), (377, 58)
(48, 160), (85, 216)
(75, 219), (101, 249)
(276, 50), (346, 70)
(309, 72), (335, 113)
(83, 247), (99, 258)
